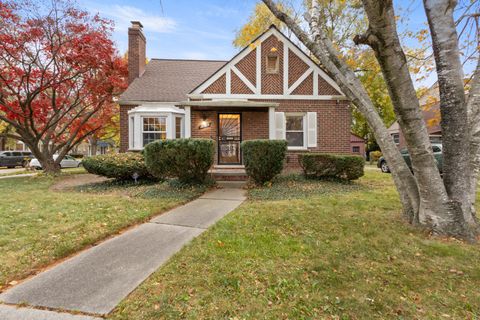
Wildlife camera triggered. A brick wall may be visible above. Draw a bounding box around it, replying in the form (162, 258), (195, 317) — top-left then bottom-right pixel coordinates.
(191, 109), (269, 164)
(235, 48), (256, 86)
(261, 35), (284, 94)
(128, 23), (146, 85)
(189, 100), (350, 168)
(202, 73), (226, 94)
(119, 105), (136, 152)
(257, 99), (351, 170)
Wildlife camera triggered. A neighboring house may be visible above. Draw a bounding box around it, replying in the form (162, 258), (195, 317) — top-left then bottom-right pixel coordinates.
(350, 133), (366, 158)
(387, 83), (441, 148)
(73, 140), (117, 157)
(0, 139), (29, 152)
(119, 22), (351, 170)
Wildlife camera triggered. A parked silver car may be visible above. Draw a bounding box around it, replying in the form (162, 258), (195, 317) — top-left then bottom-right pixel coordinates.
(29, 155), (82, 169)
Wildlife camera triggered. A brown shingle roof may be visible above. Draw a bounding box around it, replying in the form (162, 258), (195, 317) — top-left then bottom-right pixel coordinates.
(119, 59), (226, 103)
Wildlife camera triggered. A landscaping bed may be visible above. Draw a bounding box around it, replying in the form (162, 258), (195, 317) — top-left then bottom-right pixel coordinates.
(109, 170), (480, 319)
(0, 175), (206, 289)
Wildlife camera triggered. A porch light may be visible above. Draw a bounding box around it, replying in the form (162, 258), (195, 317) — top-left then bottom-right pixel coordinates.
(199, 114), (211, 129)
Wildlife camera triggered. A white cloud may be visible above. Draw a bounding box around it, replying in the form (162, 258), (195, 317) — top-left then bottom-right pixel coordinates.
(82, 2), (176, 34)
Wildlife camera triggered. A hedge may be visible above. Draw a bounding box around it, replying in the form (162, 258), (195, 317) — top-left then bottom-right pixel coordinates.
(144, 138), (214, 184)
(241, 139), (287, 185)
(298, 153), (365, 180)
(82, 152), (153, 180)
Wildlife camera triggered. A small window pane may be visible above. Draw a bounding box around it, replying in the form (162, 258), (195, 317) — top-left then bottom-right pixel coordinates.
(392, 133), (400, 144)
(352, 146), (360, 153)
(286, 132), (304, 147)
(175, 117), (182, 139)
(266, 55), (279, 73)
(286, 116), (303, 131)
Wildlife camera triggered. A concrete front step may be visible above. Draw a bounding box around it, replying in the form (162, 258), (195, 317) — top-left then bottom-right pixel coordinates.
(209, 167), (248, 181)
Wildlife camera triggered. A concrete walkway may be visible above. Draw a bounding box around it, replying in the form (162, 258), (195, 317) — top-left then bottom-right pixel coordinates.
(0, 304), (101, 320)
(0, 185), (246, 317)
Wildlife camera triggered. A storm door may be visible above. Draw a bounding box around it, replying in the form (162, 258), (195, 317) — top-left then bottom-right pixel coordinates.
(218, 113), (241, 165)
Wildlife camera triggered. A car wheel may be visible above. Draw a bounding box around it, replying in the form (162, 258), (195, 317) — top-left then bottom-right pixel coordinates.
(380, 161), (390, 173)
(6, 166), (14, 169)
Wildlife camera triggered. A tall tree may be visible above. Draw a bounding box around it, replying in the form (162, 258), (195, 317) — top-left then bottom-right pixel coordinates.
(261, 0), (479, 240)
(0, 0), (127, 174)
(233, 2), (288, 48)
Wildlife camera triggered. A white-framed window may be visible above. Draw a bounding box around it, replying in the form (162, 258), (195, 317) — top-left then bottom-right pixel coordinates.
(285, 113), (306, 148)
(142, 116), (167, 146)
(175, 116), (184, 139)
(392, 133), (400, 144)
(128, 106), (186, 150)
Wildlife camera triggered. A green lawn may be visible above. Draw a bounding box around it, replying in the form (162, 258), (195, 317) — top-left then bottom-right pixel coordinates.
(110, 170), (480, 320)
(0, 175), (207, 288)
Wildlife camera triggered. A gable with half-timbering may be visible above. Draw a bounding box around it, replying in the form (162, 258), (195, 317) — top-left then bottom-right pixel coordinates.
(190, 26), (343, 99)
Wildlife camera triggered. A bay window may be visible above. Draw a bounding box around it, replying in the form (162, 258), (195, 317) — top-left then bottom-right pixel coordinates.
(142, 117), (166, 146)
(128, 105), (185, 150)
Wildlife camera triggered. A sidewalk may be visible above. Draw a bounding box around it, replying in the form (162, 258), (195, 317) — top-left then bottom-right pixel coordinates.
(0, 185), (246, 318)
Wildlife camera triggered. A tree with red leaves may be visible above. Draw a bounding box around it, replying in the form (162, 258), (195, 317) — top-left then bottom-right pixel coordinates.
(0, 0), (127, 174)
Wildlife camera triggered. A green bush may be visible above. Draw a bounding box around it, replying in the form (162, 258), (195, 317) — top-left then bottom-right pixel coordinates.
(144, 138), (214, 184)
(369, 150), (382, 164)
(298, 153), (365, 180)
(241, 139), (287, 185)
(82, 153), (153, 180)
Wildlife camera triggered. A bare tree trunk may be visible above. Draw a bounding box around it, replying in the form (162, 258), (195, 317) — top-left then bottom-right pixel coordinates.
(424, 0), (474, 228)
(263, 0), (477, 240)
(467, 58), (480, 223)
(89, 136), (98, 156)
(262, 0), (421, 222)
(355, 0), (472, 238)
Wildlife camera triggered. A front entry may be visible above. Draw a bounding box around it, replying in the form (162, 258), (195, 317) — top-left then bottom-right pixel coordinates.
(218, 113), (241, 165)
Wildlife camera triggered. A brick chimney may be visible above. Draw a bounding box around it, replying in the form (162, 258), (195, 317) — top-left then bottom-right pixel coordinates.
(128, 21), (146, 84)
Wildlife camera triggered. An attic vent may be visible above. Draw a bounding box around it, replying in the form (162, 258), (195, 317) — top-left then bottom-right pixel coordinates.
(266, 54), (279, 74)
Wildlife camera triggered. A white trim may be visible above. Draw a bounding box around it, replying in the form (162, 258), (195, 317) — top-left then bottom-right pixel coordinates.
(129, 115), (135, 150)
(127, 105), (185, 114)
(274, 112), (286, 140)
(187, 93), (347, 101)
(226, 68), (231, 95)
(184, 106), (191, 138)
(256, 44), (261, 94)
(231, 65), (256, 93)
(268, 107), (276, 139)
(283, 44), (288, 94)
(307, 111), (317, 147)
(313, 70), (319, 95)
(271, 28), (344, 95)
(287, 69), (313, 95)
(191, 27), (345, 98)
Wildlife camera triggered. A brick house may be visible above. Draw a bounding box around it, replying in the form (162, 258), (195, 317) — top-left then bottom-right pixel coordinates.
(119, 21), (351, 170)
(387, 83), (442, 149)
(350, 133), (366, 158)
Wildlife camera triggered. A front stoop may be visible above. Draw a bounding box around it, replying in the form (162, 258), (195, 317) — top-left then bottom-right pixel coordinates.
(209, 166), (249, 181)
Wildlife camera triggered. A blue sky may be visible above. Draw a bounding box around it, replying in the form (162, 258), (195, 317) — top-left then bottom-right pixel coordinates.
(78, 0), (474, 87)
(79, 0), (259, 60)
(79, 0), (431, 61)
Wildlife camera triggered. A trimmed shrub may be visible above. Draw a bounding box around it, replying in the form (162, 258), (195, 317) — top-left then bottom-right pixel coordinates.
(241, 139), (287, 185)
(299, 153), (365, 180)
(144, 138), (215, 184)
(82, 152), (152, 180)
(369, 150), (382, 164)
